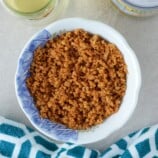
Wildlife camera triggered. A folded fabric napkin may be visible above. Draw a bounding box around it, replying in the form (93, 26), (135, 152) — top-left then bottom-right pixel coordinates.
(0, 116), (158, 158)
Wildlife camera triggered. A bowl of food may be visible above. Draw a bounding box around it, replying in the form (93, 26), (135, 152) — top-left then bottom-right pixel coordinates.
(15, 18), (141, 144)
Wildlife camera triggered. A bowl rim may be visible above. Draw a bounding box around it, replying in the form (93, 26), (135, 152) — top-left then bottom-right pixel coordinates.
(15, 17), (141, 144)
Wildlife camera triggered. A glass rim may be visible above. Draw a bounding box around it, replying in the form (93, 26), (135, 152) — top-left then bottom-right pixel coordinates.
(2, 0), (55, 16)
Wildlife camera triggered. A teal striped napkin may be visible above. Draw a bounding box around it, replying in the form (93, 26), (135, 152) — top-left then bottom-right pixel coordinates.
(0, 116), (158, 157)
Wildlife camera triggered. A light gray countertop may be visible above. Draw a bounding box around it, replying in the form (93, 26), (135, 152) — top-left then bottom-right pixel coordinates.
(0, 0), (158, 151)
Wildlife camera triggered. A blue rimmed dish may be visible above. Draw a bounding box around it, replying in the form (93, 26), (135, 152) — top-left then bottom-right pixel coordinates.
(15, 18), (141, 144)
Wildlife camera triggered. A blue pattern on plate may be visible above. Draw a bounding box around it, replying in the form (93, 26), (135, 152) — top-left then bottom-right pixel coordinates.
(15, 29), (78, 142)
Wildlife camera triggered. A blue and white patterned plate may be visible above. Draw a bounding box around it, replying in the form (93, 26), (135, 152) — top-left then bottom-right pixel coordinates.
(112, 0), (158, 16)
(15, 18), (141, 144)
(124, 0), (158, 8)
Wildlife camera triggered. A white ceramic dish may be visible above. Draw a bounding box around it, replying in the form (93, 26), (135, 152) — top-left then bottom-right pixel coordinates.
(15, 18), (141, 144)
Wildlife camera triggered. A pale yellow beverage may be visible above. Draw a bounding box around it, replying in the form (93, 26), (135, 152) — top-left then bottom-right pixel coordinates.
(2, 0), (67, 21)
(4, 0), (53, 13)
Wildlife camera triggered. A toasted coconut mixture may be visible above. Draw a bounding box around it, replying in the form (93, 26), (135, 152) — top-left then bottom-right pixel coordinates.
(26, 29), (127, 130)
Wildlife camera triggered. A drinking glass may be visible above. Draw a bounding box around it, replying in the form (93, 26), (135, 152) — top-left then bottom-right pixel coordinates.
(1, 0), (67, 20)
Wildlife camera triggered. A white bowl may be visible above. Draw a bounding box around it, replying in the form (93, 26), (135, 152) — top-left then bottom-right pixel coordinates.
(15, 18), (141, 144)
